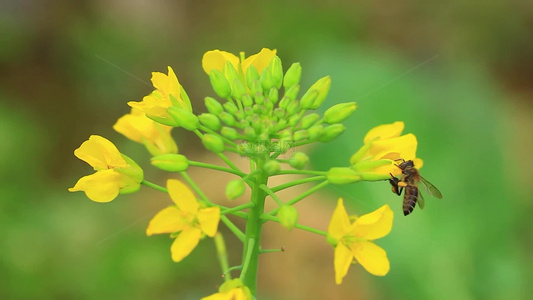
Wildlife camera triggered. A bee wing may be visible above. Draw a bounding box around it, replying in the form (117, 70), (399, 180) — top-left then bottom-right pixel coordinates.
(417, 190), (425, 209)
(419, 176), (443, 199)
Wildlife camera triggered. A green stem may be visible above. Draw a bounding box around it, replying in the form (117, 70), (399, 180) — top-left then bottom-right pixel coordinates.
(217, 153), (242, 174)
(214, 232), (231, 281)
(239, 237), (256, 283)
(221, 203), (255, 215)
(260, 214), (327, 236)
(141, 180), (168, 193)
(259, 247), (284, 254)
(240, 162), (268, 294)
(268, 181), (329, 216)
(275, 169), (326, 176)
(221, 215), (245, 242)
(188, 160), (247, 177)
(259, 184), (283, 206)
(225, 265), (243, 277)
(271, 176), (326, 192)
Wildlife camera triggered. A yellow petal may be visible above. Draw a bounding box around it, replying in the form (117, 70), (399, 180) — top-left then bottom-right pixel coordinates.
(146, 206), (187, 236)
(197, 207), (220, 237)
(202, 50), (240, 74)
(68, 170), (121, 203)
(413, 158), (423, 169)
(328, 198), (352, 241)
(128, 92), (171, 119)
(352, 241), (390, 276)
(74, 135), (126, 170)
(167, 179), (199, 214)
(171, 227), (202, 262)
(352, 205), (393, 240)
(151, 66), (181, 99)
(201, 293), (225, 300)
(113, 108), (176, 155)
(241, 48), (277, 75)
(363, 121), (404, 144)
(334, 243), (353, 285)
(371, 134), (417, 160)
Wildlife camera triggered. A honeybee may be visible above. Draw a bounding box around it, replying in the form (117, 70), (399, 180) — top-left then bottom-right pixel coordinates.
(389, 159), (442, 216)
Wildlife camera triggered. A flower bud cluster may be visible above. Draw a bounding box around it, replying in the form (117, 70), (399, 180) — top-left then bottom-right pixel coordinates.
(202, 53), (357, 164)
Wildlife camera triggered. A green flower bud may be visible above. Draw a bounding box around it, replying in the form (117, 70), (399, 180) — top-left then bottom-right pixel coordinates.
(198, 113), (221, 131)
(320, 124), (345, 142)
(257, 132), (269, 142)
(250, 80), (263, 98)
(219, 112), (235, 126)
(246, 65), (260, 90)
(275, 119), (288, 131)
(225, 179), (246, 200)
(269, 56), (283, 89)
(308, 124), (324, 140)
(274, 108), (285, 120)
(252, 104), (262, 114)
(234, 110), (244, 120)
(223, 61), (240, 86)
(300, 113), (320, 129)
(280, 130), (293, 139)
(220, 126), (238, 140)
(202, 134), (225, 153)
(205, 97), (224, 115)
(151, 154), (189, 172)
(284, 84), (300, 102)
(208, 69), (231, 98)
(293, 130), (308, 142)
(287, 100), (300, 115)
(288, 114), (300, 127)
(268, 87), (279, 104)
(283, 62), (302, 89)
(244, 107), (253, 117)
(231, 78), (248, 101)
(278, 96), (291, 109)
(223, 102), (239, 115)
(263, 160), (280, 175)
(260, 65), (274, 92)
(324, 102), (357, 124)
(360, 172), (391, 181)
(289, 152), (309, 169)
(327, 167), (361, 184)
(244, 126), (256, 139)
(299, 89), (318, 110)
(278, 205), (298, 231)
(167, 107), (199, 131)
(310, 76), (331, 109)
(241, 94), (254, 108)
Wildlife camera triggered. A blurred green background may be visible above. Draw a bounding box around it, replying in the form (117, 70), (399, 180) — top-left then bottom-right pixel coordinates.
(1, 1), (532, 299)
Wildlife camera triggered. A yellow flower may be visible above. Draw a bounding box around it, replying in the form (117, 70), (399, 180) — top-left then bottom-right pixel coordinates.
(327, 199), (393, 284)
(68, 135), (143, 202)
(350, 121), (423, 176)
(128, 66), (192, 122)
(201, 279), (252, 300)
(146, 179), (220, 262)
(202, 48), (277, 77)
(113, 107), (178, 156)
